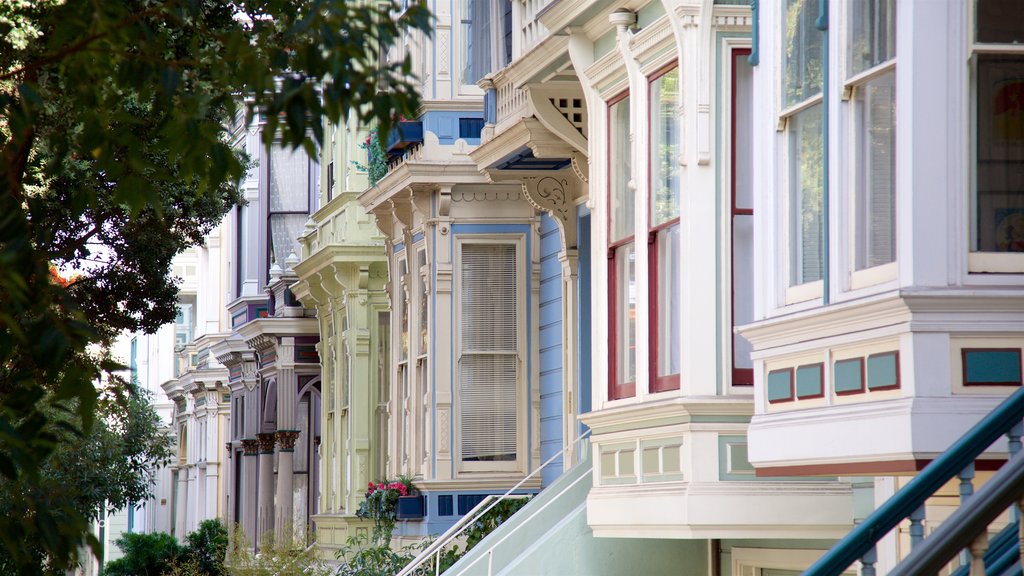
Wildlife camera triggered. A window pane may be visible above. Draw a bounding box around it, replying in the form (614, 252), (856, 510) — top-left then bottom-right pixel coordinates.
(657, 226), (680, 377)
(848, 0), (896, 77)
(418, 250), (428, 355)
(854, 71), (897, 269)
(651, 69), (680, 226)
(615, 242), (637, 385)
(399, 259), (409, 360)
(460, 244), (518, 463)
(783, 0), (824, 108)
(733, 214), (754, 370)
(734, 53), (755, 210)
(977, 0), (1024, 44)
(610, 97), (633, 241)
(974, 55), (1024, 252)
(269, 145), (310, 212)
(462, 0), (492, 84)
(788, 103), (824, 285)
(269, 213), (307, 269)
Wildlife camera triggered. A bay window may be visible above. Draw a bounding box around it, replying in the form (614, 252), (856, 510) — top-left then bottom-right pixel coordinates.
(397, 257), (410, 471)
(608, 93), (636, 400)
(458, 241), (521, 470)
(971, 0), (1024, 272)
(649, 67), (681, 393)
(847, 0), (896, 283)
(781, 0), (824, 301)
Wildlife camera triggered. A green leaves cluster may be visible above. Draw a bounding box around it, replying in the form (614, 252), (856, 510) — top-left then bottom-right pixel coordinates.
(105, 519), (230, 576)
(0, 0), (431, 572)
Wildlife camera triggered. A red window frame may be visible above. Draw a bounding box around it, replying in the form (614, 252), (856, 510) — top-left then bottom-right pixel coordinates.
(607, 90), (635, 400)
(731, 48), (754, 387)
(647, 62), (681, 393)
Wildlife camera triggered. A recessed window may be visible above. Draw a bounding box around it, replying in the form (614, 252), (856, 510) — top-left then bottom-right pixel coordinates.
(732, 49), (755, 386)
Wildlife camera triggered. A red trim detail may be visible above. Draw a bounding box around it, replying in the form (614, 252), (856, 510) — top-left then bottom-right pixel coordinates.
(755, 458), (1009, 477)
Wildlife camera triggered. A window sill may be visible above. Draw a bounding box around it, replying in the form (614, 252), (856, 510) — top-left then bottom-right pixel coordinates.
(784, 279), (823, 306)
(850, 261), (897, 290)
(969, 252), (1024, 274)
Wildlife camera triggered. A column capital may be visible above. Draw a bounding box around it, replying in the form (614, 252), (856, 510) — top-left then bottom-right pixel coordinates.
(241, 438), (259, 456)
(256, 432), (276, 454)
(275, 430), (301, 452)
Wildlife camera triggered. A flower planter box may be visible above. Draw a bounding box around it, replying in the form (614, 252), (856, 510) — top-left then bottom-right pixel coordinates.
(397, 494), (425, 520)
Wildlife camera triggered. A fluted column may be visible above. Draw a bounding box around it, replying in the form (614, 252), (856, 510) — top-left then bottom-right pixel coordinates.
(174, 467), (188, 540)
(240, 439), (259, 546)
(275, 430), (300, 538)
(256, 432), (276, 541)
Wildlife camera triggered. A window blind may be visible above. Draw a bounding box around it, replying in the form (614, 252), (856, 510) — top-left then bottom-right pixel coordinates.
(460, 244), (518, 462)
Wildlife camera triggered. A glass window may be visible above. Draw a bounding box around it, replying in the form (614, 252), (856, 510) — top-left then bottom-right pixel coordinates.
(608, 93), (636, 399)
(267, 144), (312, 277)
(612, 243), (636, 397)
(610, 96), (633, 242)
(972, 3), (1024, 260)
(732, 50), (755, 386)
(788, 104), (825, 286)
(783, 0), (824, 109)
(847, 0), (896, 275)
(781, 0), (824, 294)
(852, 73), (896, 270)
(460, 243), (519, 467)
(649, 67), (681, 392)
(848, 0), (895, 77)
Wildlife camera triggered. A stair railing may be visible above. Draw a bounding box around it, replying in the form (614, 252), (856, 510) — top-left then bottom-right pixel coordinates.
(396, 429), (592, 576)
(804, 387), (1024, 576)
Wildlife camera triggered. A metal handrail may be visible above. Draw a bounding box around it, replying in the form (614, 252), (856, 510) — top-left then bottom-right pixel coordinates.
(396, 428), (592, 576)
(889, 451), (1024, 576)
(805, 387), (1024, 576)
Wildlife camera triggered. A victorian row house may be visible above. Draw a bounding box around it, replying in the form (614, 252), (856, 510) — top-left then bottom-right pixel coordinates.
(123, 0), (1024, 572)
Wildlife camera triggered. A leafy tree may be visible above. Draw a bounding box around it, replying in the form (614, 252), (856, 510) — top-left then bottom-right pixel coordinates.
(0, 378), (175, 574)
(0, 0), (431, 572)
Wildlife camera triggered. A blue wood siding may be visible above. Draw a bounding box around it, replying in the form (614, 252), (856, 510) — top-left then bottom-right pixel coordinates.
(539, 214), (564, 487)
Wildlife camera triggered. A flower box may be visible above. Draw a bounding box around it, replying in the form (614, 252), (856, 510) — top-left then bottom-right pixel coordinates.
(397, 494), (425, 520)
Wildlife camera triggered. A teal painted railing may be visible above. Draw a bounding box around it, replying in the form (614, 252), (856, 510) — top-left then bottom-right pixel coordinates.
(804, 387), (1024, 576)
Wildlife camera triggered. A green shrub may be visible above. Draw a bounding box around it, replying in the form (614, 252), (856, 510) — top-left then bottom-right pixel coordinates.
(184, 520), (229, 575)
(104, 532), (182, 576)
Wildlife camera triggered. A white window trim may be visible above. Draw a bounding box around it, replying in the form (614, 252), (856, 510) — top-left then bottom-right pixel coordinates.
(453, 234), (527, 475)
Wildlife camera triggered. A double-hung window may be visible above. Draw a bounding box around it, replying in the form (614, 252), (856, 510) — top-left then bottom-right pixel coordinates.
(648, 67), (681, 393)
(970, 0), (1024, 272)
(459, 241), (521, 471)
(781, 0), (825, 302)
(608, 93), (636, 400)
(846, 0), (896, 285)
(396, 257), (411, 471)
(732, 49), (756, 386)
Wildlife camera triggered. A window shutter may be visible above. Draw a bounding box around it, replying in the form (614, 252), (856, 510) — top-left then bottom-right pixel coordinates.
(460, 244), (518, 462)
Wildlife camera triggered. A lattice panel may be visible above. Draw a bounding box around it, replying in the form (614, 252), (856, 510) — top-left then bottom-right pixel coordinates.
(550, 97), (588, 138)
